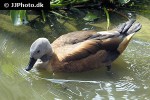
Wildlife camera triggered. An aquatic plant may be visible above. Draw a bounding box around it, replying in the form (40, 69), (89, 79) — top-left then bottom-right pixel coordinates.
(10, 0), (131, 28)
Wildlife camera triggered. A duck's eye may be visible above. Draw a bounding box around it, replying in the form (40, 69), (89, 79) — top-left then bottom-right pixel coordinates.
(37, 50), (40, 53)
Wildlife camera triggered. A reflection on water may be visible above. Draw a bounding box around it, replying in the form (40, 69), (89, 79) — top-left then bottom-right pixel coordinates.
(0, 7), (150, 100)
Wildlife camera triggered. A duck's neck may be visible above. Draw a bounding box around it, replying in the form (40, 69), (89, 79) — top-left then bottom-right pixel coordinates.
(45, 48), (54, 62)
(45, 43), (54, 60)
(36, 51), (54, 71)
(39, 43), (53, 62)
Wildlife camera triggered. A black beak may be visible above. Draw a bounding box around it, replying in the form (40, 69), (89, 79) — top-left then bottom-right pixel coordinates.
(25, 57), (37, 71)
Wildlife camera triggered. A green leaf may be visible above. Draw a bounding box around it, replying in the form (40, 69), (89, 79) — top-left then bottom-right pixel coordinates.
(83, 12), (98, 21)
(50, 11), (73, 20)
(118, 0), (130, 4)
(10, 10), (28, 26)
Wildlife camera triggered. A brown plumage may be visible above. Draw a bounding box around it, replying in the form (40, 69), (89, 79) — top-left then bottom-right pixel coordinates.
(26, 19), (142, 72)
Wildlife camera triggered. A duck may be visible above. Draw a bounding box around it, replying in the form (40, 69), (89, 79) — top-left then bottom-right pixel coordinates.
(25, 19), (142, 72)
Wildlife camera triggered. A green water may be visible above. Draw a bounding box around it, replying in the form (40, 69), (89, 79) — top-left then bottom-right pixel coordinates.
(0, 5), (150, 100)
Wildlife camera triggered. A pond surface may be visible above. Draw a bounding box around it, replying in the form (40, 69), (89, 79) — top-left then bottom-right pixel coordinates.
(0, 5), (150, 100)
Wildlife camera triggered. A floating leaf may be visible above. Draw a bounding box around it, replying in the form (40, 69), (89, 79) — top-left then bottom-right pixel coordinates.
(83, 12), (99, 21)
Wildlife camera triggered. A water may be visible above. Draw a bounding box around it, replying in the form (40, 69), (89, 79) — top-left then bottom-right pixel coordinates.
(0, 5), (150, 100)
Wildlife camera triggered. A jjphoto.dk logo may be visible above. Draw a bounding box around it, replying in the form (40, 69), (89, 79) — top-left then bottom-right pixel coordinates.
(4, 2), (44, 8)
(4, 3), (9, 8)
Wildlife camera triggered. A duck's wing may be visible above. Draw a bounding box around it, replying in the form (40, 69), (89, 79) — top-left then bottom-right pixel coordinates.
(52, 30), (96, 48)
(60, 36), (121, 62)
(52, 30), (121, 62)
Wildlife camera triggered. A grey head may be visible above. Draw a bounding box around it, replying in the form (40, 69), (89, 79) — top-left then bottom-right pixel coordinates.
(25, 38), (53, 71)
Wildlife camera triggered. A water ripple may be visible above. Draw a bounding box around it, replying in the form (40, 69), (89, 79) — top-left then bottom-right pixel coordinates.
(123, 39), (150, 82)
(30, 78), (144, 99)
(1, 39), (8, 53)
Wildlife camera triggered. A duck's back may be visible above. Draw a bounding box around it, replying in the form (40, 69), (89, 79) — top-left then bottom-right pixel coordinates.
(52, 30), (96, 47)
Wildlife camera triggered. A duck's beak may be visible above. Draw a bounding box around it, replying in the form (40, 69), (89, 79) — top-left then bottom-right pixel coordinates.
(25, 57), (37, 71)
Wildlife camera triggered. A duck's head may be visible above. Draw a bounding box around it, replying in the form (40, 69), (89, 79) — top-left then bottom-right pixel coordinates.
(25, 38), (53, 71)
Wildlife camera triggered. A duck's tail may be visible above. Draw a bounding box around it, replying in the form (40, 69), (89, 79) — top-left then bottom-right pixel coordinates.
(117, 19), (142, 35)
(117, 19), (142, 53)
